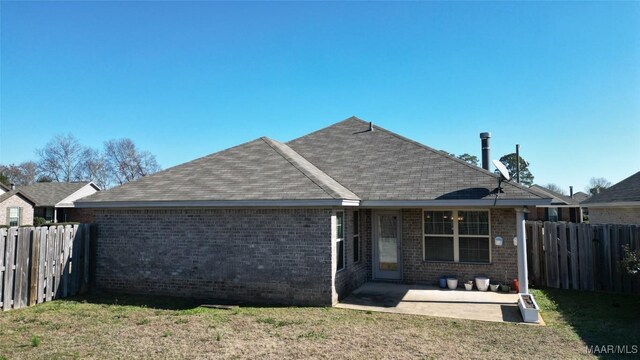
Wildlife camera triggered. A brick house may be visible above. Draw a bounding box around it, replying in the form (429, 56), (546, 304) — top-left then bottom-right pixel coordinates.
(0, 182), (100, 226)
(77, 117), (550, 306)
(527, 184), (585, 223)
(582, 171), (640, 225)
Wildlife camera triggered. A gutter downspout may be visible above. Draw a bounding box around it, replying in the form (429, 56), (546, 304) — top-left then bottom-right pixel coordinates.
(516, 207), (529, 294)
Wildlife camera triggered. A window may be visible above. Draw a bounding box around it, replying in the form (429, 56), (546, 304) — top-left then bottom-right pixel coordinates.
(8, 207), (20, 227)
(45, 207), (53, 222)
(336, 211), (345, 271)
(548, 207), (559, 222)
(424, 210), (490, 263)
(353, 211), (360, 263)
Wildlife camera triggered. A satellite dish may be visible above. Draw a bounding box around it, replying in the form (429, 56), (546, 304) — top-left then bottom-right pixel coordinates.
(492, 160), (511, 181)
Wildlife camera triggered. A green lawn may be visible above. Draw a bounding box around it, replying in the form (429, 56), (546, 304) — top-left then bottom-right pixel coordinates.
(0, 289), (637, 359)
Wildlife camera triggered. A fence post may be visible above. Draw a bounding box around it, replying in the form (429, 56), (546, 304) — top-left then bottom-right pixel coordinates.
(558, 223), (569, 289)
(0, 228), (7, 309)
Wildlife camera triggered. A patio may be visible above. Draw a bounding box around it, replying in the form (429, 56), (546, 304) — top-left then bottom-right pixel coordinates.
(336, 282), (538, 324)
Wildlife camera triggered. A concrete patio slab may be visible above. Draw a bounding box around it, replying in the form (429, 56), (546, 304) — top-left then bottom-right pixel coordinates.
(336, 282), (539, 324)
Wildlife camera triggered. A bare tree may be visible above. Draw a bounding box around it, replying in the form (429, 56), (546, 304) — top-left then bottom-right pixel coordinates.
(544, 183), (566, 195)
(36, 134), (86, 182)
(0, 161), (38, 186)
(104, 138), (160, 185)
(79, 148), (111, 189)
(585, 177), (611, 195)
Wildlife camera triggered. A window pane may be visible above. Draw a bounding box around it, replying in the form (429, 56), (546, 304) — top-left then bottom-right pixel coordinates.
(9, 208), (19, 217)
(548, 208), (559, 222)
(459, 237), (490, 263)
(353, 211), (359, 235)
(336, 212), (344, 239)
(424, 211), (453, 235)
(337, 240), (344, 270)
(459, 211), (489, 235)
(424, 236), (454, 261)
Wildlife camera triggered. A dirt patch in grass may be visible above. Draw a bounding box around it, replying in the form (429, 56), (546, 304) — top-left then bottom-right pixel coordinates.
(0, 290), (634, 359)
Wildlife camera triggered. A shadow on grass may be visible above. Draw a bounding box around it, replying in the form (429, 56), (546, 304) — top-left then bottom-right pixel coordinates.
(535, 288), (640, 359)
(76, 291), (243, 311)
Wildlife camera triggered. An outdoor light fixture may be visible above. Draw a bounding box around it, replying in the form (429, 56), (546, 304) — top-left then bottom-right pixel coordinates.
(513, 236), (518, 246)
(495, 236), (503, 246)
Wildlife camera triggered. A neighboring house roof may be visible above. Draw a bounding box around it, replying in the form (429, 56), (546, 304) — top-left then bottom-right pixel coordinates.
(0, 183), (9, 192)
(0, 189), (37, 205)
(17, 182), (99, 207)
(77, 117), (550, 208)
(582, 171), (640, 207)
(572, 191), (589, 203)
(529, 185), (581, 207)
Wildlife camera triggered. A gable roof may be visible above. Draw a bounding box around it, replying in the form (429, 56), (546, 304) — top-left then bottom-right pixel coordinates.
(78, 117), (549, 208)
(288, 117), (545, 204)
(0, 190), (37, 205)
(529, 185), (581, 207)
(582, 171), (640, 206)
(18, 182), (96, 207)
(572, 191), (589, 203)
(79, 137), (359, 207)
(0, 183), (9, 192)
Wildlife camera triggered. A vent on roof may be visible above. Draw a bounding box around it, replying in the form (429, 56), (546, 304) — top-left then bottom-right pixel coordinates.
(479, 132), (491, 171)
(369, 122), (374, 132)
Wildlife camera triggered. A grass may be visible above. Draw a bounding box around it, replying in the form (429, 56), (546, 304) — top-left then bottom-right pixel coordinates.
(0, 289), (637, 359)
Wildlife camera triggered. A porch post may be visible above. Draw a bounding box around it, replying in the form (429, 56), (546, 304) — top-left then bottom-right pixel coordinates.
(515, 207), (529, 294)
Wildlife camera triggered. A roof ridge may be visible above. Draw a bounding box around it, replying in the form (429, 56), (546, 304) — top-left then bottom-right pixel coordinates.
(368, 121), (547, 200)
(261, 137), (360, 200)
(286, 116), (366, 144)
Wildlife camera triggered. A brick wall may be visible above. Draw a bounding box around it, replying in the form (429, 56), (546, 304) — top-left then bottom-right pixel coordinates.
(588, 207), (640, 225)
(59, 208), (95, 223)
(0, 195), (34, 226)
(333, 209), (369, 302)
(93, 208), (334, 306)
(401, 208), (519, 286)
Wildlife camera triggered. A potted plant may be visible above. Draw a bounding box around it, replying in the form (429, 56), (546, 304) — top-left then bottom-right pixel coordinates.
(464, 280), (473, 291)
(439, 276), (447, 289)
(500, 284), (511, 293)
(446, 277), (458, 290)
(489, 282), (499, 292)
(518, 293), (540, 323)
(475, 276), (490, 292)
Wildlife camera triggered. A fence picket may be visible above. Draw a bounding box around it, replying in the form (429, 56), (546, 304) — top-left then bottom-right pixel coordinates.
(3, 228), (17, 310)
(558, 223), (569, 289)
(37, 227), (47, 304)
(0, 228), (7, 308)
(29, 227), (41, 306)
(569, 223), (579, 290)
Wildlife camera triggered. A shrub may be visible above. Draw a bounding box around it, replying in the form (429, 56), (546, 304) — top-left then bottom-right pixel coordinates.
(621, 244), (640, 276)
(33, 217), (47, 227)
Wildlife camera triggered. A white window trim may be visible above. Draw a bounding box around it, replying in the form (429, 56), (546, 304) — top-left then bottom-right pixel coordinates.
(422, 209), (492, 264)
(9, 207), (20, 227)
(335, 210), (346, 272)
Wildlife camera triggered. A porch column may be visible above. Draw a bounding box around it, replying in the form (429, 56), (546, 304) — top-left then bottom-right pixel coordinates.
(515, 207), (529, 294)
(53, 208), (58, 224)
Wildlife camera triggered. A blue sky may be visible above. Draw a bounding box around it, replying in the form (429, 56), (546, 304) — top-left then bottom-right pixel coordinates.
(1, 1), (639, 193)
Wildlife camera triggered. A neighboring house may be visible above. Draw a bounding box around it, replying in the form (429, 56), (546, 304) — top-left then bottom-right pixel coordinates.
(18, 182), (101, 223)
(0, 183), (10, 194)
(582, 171), (640, 225)
(0, 189), (36, 226)
(528, 185), (584, 223)
(77, 117), (550, 306)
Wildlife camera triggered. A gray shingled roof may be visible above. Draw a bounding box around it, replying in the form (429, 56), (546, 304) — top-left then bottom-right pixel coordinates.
(530, 185), (581, 206)
(79, 117), (548, 205)
(288, 117), (543, 201)
(582, 171), (640, 204)
(18, 182), (91, 207)
(0, 190), (37, 205)
(572, 192), (589, 203)
(80, 137), (359, 203)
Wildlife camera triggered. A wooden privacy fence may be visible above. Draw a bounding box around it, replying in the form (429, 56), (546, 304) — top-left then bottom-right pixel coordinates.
(526, 221), (640, 294)
(0, 224), (92, 311)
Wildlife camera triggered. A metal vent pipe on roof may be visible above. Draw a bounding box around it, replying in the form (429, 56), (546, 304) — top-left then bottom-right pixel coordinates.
(369, 122), (374, 132)
(10, 183), (15, 190)
(570, 186), (574, 198)
(480, 132), (491, 171)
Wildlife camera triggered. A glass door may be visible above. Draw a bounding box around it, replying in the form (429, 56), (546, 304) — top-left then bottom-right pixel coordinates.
(373, 211), (401, 280)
